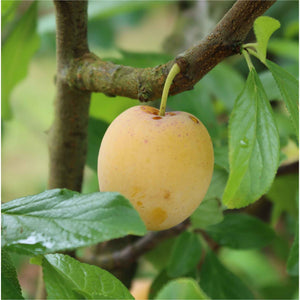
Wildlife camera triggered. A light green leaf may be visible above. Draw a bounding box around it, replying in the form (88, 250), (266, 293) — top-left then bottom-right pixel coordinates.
(200, 251), (254, 299)
(2, 1), (18, 28)
(155, 278), (208, 300)
(287, 229), (299, 276)
(42, 253), (133, 299)
(206, 213), (276, 249)
(167, 232), (202, 278)
(87, 117), (109, 172)
(223, 69), (280, 208)
(1, 250), (24, 299)
(253, 16), (280, 63)
(266, 59), (299, 140)
(2, 189), (146, 255)
(2, 2), (40, 120)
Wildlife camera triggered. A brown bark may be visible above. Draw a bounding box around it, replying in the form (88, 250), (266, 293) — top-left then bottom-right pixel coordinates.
(48, 1), (91, 191)
(66, 0), (276, 102)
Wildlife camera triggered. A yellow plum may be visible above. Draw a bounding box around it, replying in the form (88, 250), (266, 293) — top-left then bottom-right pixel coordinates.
(98, 105), (214, 231)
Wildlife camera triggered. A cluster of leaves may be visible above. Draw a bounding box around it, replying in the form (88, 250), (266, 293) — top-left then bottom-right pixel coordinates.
(2, 1), (299, 299)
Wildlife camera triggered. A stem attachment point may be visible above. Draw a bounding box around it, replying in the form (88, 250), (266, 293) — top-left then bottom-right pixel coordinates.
(159, 63), (181, 116)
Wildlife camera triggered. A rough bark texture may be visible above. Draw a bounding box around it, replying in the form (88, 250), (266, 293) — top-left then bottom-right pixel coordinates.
(48, 1), (91, 191)
(66, 0), (275, 102)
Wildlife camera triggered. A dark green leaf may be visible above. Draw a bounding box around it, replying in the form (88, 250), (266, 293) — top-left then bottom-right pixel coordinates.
(266, 59), (299, 140)
(42, 253), (133, 299)
(1, 249), (24, 299)
(223, 69), (280, 208)
(191, 198), (224, 230)
(253, 16), (280, 64)
(167, 232), (202, 278)
(155, 278), (208, 300)
(168, 83), (219, 138)
(214, 146), (229, 172)
(87, 117), (109, 172)
(149, 269), (172, 299)
(206, 213), (276, 249)
(2, 189), (146, 255)
(200, 251), (254, 299)
(267, 174), (298, 225)
(201, 63), (245, 111)
(287, 229), (299, 276)
(2, 2), (40, 119)
(145, 237), (177, 270)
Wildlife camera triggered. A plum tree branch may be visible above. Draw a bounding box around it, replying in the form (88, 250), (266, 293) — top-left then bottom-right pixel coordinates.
(48, 0), (91, 191)
(79, 219), (190, 270)
(66, 0), (275, 102)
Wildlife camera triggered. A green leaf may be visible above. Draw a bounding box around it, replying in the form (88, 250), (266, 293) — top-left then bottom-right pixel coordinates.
(155, 278), (208, 300)
(42, 253), (134, 299)
(167, 232), (202, 278)
(2, 1), (18, 28)
(149, 269), (172, 299)
(214, 146), (229, 172)
(2, 2), (40, 120)
(253, 16), (280, 63)
(87, 117), (109, 172)
(145, 237), (177, 270)
(259, 70), (281, 101)
(267, 174), (298, 225)
(206, 213), (276, 249)
(201, 63), (245, 111)
(168, 83), (219, 138)
(223, 69), (280, 208)
(2, 189), (146, 255)
(1, 249), (24, 299)
(191, 168), (226, 229)
(200, 251), (254, 299)
(287, 229), (299, 276)
(266, 59), (299, 140)
(268, 38), (299, 62)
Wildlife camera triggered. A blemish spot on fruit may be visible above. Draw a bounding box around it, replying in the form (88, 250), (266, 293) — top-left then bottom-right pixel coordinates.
(164, 190), (170, 199)
(151, 207), (167, 225)
(144, 139), (148, 143)
(141, 106), (159, 115)
(152, 116), (162, 120)
(189, 115), (199, 123)
(131, 186), (140, 198)
(167, 112), (176, 116)
(137, 201), (143, 207)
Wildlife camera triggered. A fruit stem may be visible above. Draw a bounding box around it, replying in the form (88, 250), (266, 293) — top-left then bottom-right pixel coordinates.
(159, 63), (181, 116)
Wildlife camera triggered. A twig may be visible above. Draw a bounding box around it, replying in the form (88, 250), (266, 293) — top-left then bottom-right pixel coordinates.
(277, 161), (299, 176)
(66, 0), (276, 102)
(80, 219), (190, 270)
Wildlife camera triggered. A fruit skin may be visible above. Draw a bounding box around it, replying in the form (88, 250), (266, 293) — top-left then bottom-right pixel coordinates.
(98, 105), (214, 231)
